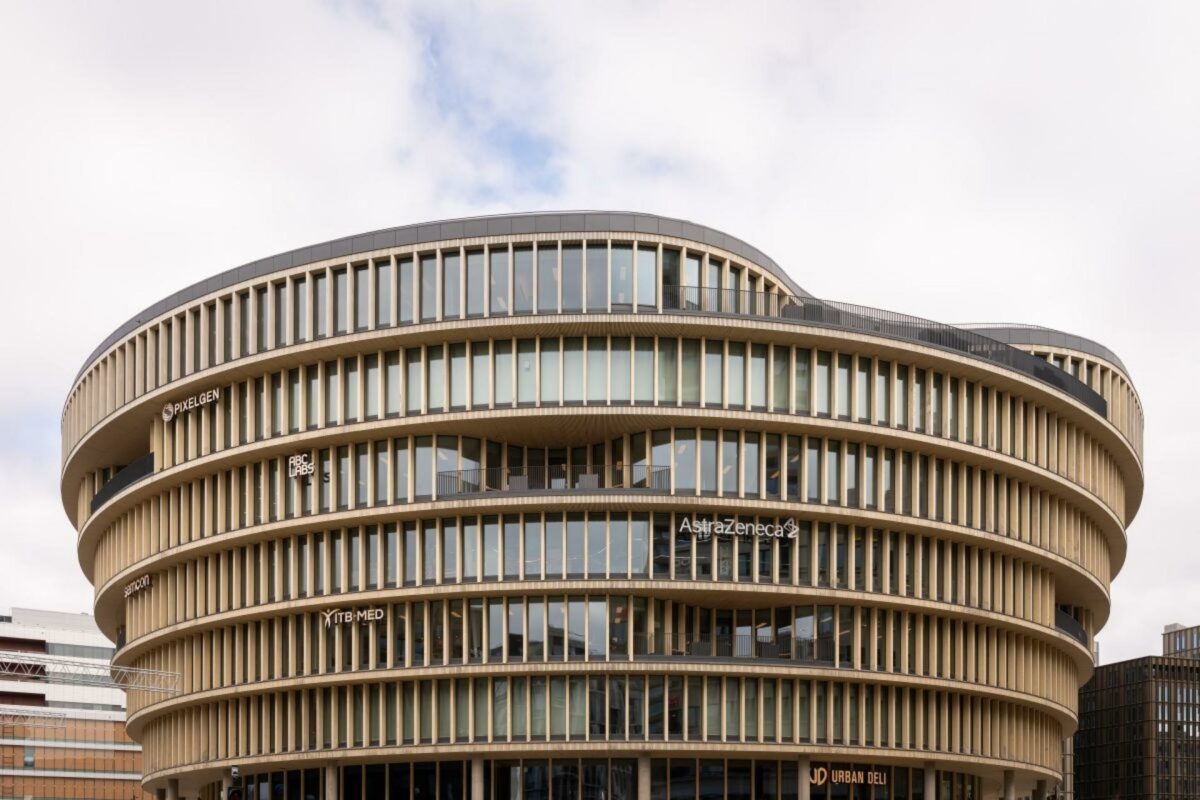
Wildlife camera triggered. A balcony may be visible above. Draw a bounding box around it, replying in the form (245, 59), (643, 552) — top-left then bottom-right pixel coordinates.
(1055, 608), (1088, 647)
(437, 465), (670, 498)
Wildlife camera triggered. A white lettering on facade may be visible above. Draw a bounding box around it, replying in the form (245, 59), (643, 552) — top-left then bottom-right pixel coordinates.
(288, 453), (316, 479)
(677, 516), (798, 540)
(124, 574), (153, 598)
(161, 388), (221, 422)
(320, 607), (386, 627)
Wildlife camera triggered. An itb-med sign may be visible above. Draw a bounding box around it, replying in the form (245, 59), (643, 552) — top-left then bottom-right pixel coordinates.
(677, 517), (798, 540)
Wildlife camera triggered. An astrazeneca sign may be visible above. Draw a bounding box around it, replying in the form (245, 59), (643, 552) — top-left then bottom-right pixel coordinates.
(161, 388), (220, 422)
(321, 607), (385, 627)
(124, 574), (153, 598)
(677, 516), (799, 540)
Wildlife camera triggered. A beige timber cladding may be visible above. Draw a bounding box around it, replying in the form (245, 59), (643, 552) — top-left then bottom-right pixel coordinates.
(61, 213), (1144, 800)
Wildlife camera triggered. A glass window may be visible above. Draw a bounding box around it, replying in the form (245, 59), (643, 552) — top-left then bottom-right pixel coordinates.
(657, 339), (677, 404)
(292, 276), (308, 344)
(344, 358), (359, 423)
(398, 257), (413, 324)
(634, 338), (654, 403)
(274, 282), (288, 347)
(353, 265), (369, 331)
(376, 261), (392, 327)
(382, 351), (400, 417)
(815, 351), (831, 416)
(538, 243), (559, 313)
(661, 248), (679, 304)
(611, 338), (631, 403)
(365, 354), (379, 420)
(563, 338), (584, 404)
(586, 243), (607, 312)
(681, 339), (701, 404)
(743, 433), (760, 497)
(314, 273), (328, 339)
(465, 250), (484, 317)
(333, 269), (348, 335)
(545, 516), (563, 579)
(771, 345), (789, 411)
(836, 354), (851, 419)
(586, 338), (607, 403)
(700, 430), (718, 494)
(683, 253), (701, 309)
(722, 431), (739, 495)
(611, 244), (633, 309)
(675, 430), (696, 493)
(420, 254), (437, 322)
(443, 250), (461, 319)
(827, 441), (841, 504)
(471, 342), (489, 408)
(513, 248), (532, 314)
(414, 437), (432, 499)
(794, 348), (811, 414)
(427, 346), (444, 412)
(876, 360), (891, 424)
(540, 339), (560, 404)
(516, 340), (536, 404)
(449, 343), (467, 410)
(749, 344), (767, 409)
(489, 248), (510, 315)
(494, 340), (513, 406)
(561, 244), (582, 313)
(704, 341), (722, 406)
(324, 361), (339, 425)
(636, 245), (657, 310)
(727, 343), (745, 408)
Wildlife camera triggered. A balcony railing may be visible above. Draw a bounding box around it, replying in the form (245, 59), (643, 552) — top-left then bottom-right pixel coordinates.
(437, 465), (670, 498)
(661, 285), (1106, 416)
(631, 631), (837, 664)
(1055, 608), (1089, 647)
(90, 453), (154, 513)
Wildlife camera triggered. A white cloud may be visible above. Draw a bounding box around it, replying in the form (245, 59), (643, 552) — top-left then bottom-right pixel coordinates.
(0, 0), (1196, 663)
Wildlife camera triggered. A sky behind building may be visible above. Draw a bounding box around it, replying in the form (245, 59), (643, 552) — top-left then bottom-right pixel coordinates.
(1, 0), (1196, 664)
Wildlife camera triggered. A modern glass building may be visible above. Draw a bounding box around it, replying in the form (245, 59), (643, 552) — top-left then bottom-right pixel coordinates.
(59, 213), (1144, 800)
(1074, 624), (1200, 799)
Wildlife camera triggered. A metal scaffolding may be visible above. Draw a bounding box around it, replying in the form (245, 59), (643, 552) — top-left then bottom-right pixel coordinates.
(0, 650), (180, 695)
(0, 705), (68, 728)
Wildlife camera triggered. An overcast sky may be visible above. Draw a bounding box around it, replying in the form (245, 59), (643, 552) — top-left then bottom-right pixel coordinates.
(1, 1), (1195, 665)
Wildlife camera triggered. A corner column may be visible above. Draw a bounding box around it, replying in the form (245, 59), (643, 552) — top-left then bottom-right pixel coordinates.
(798, 757), (811, 800)
(923, 764), (936, 800)
(638, 755), (650, 800)
(1003, 770), (1015, 800)
(166, 779), (179, 800)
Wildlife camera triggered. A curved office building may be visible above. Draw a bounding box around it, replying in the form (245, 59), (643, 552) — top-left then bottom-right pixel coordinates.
(60, 213), (1144, 800)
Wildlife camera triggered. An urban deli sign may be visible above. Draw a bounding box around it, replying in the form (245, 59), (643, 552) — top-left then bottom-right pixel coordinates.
(161, 388), (220, 422)
(677, 516), (799, 540)
(321, 607), (385, 627)
(124, 574), (152, 598)
(810, 767), (888, 787)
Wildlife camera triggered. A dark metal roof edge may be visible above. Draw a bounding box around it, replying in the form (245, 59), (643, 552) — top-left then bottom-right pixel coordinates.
(71, 211), (808, 386)
(961, 324), (1131, 380)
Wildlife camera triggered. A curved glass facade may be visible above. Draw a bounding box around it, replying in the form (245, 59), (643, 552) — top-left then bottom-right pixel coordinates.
(60, 216), (1143, 800)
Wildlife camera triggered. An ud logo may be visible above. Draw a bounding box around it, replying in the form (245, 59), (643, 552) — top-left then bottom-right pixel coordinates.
(810, 767), (829, 787)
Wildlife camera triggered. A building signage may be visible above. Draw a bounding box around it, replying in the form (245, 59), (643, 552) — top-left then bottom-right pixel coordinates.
(809, 767), (887, 787)
(288, 453), (316, 479)
(678, 516), (799, 540)
(124, 574), (153, 598)
(321, 607), (385, 627)
(161, 388), (220, 422)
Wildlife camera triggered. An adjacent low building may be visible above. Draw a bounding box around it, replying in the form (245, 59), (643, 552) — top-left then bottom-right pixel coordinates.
(58, 212), (1145, 800)
(0, 606), (149, 799)
(1074, 623), (1200, 800)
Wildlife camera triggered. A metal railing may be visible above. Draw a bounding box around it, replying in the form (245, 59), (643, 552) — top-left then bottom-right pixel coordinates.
(661, 285), (1106, 416)
(437, 465), (670, 497)
(1055, 609), (1089, 647)
(631, 631), (836, 664)
(90, 452), (154, 513)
